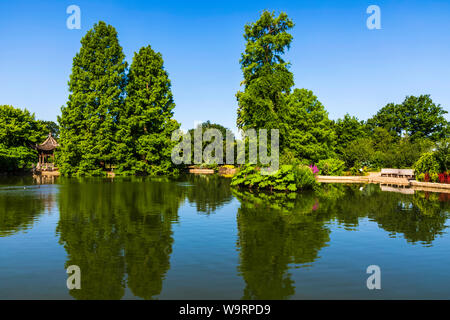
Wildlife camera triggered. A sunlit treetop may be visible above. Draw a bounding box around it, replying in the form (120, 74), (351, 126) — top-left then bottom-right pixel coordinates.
(240, 10), (295, 85)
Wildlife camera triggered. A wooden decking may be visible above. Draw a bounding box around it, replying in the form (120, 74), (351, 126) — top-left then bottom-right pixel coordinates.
(317, 175), (369, 183)
(33, 170), (60, 177)
(317, 172), (450, 193)
(188, 168), (215, 174)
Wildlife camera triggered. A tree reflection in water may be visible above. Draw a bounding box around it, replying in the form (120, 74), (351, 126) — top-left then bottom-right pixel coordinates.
(233, 189), (330, 299)
(57, 177), (185, 299)
(56, 175), (233, 299)
(0, 180), (57, 237)
(233, 183), (450, 299)
(49, 175), (449, 300)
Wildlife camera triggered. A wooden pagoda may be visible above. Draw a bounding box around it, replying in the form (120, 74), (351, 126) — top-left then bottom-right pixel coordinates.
(35, 133), (59, 171)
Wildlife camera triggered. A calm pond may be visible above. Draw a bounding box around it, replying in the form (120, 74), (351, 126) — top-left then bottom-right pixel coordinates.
(0, 175), (449, 299)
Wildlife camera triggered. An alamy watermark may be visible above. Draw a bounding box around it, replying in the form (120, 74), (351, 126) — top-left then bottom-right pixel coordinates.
(171, 127), (279, 174)
(66, 265), (81, 289)
(366, 265), (381, 290)
(66, 5), (81, 30)
(366, 5), (381, 30)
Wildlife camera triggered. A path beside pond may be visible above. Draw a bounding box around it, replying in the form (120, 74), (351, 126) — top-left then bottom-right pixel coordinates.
(317, 172), (450, 193)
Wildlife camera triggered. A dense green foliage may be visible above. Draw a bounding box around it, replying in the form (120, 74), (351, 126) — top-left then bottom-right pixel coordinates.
(232, 10), (448, 188)
(40, 120), (60, 138)
(58, 22), (178, 176)
(0, 105), (47, 172)
(231, 164), (316, 192)
(367, 95), (449, 141)
(414, 152), (440, 175)
(188, 121), (236, 164)
(342, 133), (433, 170)
(236, 11), (294, 132)
(58, 21), (127, 176)
(236, 11), (335, 165)
(434, 138), (450, 172)
(317, 158), (345, 176)
(333, 114), (367, 156)
(116, 45), (180, 175)
(336, 96), (449, 171)
(283, 89), (335, 162)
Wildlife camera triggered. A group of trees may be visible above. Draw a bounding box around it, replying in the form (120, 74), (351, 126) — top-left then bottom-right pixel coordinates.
(1, 13), (448, 176)
(334, 95), (449, 171)
(235, 11), (449, 173)
(58, 21), (179, 176)
(0, 105), (57, 173)
(236, 11), (336, 164)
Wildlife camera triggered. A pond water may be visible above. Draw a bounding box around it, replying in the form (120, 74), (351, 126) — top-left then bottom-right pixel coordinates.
(0, 175), (449, 299)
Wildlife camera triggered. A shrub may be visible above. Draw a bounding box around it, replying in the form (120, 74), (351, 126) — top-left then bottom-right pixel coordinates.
(294, 165), (317, 189)
(430, 172), (439, 183)
(414, 152), (439, 175)
(434, 139), (450, 172)
(349, 165), (367, 176)
(317, 158), (345, 176)
(230, 164), (316, 192)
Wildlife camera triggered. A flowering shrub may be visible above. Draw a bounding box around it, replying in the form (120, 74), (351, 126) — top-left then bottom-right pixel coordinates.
(419, 171), (450, 183)
(309, 164), (319, 175)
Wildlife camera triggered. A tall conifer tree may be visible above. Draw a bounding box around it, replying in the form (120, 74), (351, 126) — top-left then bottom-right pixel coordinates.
(116, 45), (179, 175)
(59, 21), (127, 176)
(236, 10), (294, 132)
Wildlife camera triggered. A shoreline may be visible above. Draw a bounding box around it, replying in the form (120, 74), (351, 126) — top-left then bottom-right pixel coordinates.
(317, 174), (450, 193)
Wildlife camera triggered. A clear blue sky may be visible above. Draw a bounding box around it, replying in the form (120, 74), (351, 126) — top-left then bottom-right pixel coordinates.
(1, 0), (449, 134)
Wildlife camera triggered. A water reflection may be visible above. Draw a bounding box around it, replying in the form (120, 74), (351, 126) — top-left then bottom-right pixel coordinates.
(1, 175), (449, 300)
(233, 189), (330, 299)
(183, 175), (233, 214)
(234, 184), (450, 246)
(56, 177), (185, 299)
(56, 175), (232, 299)
(232, 184), (449, 299)
(0, 181), (56, 237)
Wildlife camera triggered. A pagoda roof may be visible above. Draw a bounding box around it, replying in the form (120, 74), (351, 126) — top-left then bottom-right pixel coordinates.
(36, 133), (59, 151)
